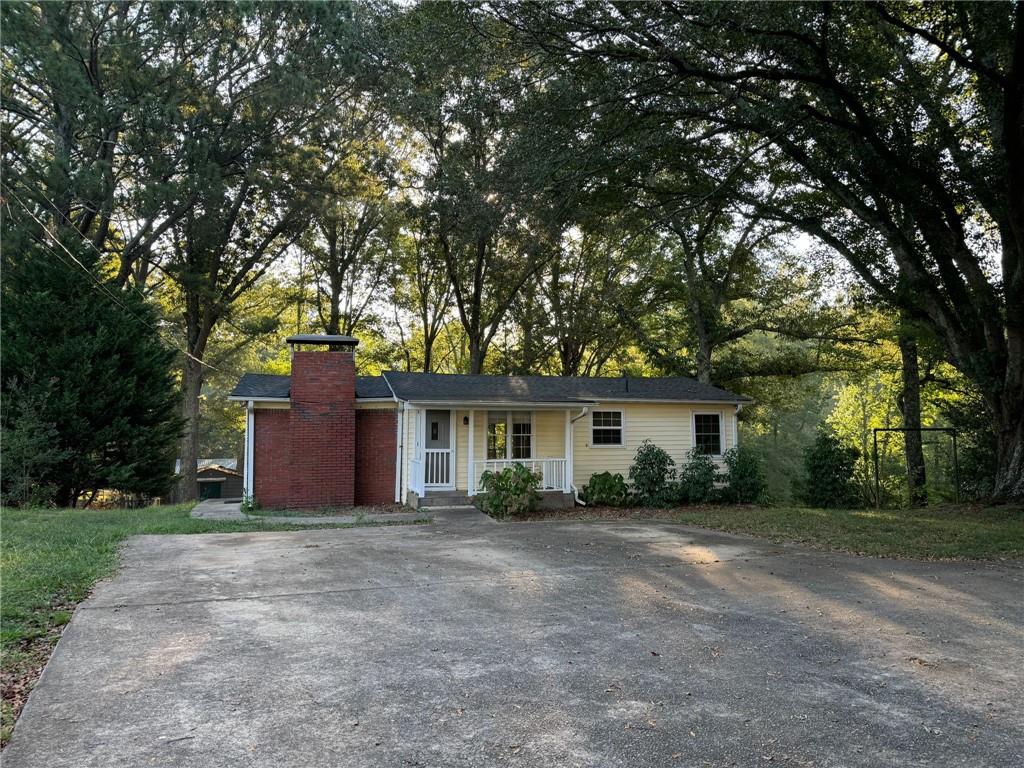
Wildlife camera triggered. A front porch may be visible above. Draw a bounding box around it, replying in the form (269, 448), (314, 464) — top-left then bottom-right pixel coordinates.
(404, 405), (579, 501)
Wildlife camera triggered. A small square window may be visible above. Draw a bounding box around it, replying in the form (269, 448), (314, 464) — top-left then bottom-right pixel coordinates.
(591, 411), (623, 445)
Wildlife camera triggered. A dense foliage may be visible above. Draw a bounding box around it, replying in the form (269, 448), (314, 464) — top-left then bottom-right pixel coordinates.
(719, 447), (767, 505)
(3, 1), (1019, 502)
(1, 242), (180, 507)
(676, 450), (718, 505)
(628, 441), (676, 505)
(797, 431), (862, 510)
(477, 464), (541, 519)
(582, 472), (629, 507)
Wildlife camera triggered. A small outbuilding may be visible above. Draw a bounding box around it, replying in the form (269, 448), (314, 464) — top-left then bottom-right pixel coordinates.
(196, 464), (244, 500)
(175, 458), (244, 500)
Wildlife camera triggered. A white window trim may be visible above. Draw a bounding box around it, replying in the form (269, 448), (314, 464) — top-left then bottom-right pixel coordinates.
(692, 411), (724, 457)
(590, 408), (626, 448)
(486, 410), (535, 460)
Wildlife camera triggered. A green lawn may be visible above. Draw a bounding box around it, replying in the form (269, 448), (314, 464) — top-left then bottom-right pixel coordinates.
(0, 503), (375, 745)
(672, 503), (1024, 560)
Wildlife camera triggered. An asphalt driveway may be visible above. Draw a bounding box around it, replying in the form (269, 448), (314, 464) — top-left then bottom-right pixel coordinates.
(5, 517), (1022, 767)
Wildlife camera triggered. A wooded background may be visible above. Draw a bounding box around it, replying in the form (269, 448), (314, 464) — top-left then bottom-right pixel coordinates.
(2, 1), (1020, 505)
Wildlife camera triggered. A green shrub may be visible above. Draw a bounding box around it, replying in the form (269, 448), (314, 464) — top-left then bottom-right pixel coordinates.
(582, 471), (629, 506)
(477, 463), (541, 519)
(629, 440), (676, 504)
(677, 449), (718, 504)
(797, 430), (861, 508)
(720, 446), (767, 504)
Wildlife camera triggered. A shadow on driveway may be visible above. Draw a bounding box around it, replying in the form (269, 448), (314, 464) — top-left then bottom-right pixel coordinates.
(4, 520), (1022, 767)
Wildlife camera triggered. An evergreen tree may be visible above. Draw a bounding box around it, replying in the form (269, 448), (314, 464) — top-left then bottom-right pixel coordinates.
(1, 235), (181, 507)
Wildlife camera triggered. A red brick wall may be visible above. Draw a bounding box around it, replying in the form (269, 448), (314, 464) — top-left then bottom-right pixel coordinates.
(253, 409), (291, 508)
(287, 349), (356, 508)
(355, 409), (398, 505)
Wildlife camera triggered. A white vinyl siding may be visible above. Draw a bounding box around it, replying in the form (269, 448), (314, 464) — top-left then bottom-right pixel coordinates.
(403, 402), (738, 496)
(571, 403), (737, 488)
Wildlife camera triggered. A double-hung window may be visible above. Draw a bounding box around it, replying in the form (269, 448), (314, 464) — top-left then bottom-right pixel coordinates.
(510, 412), (532, 459)
(487, 411), (533, 460)
(694, 413), (722, 455)
(591, 410), (624, 446)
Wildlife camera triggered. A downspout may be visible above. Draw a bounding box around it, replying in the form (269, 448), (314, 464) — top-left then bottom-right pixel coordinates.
(382, 373), (404, 504)
(244, 400), (255, 497)
(568, 406), (591, 505)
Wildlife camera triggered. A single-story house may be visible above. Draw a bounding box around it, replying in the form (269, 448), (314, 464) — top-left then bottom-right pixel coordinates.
(229, 335), (749, 509)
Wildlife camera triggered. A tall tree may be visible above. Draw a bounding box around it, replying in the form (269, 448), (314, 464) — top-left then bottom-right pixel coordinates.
(543, 219), (655, 377)
(146, 3), (358, 501)
(503, 1), (1024, 499)
(380, 2), (558, 373)
(897, 314), (928, 506)
(392, 225), (455, 372)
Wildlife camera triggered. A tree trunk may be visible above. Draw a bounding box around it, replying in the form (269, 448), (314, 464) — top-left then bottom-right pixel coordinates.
(174, 357), (204, 503)
(991, 399), (1024, 501)
(468, 337), (486, 374)
(897, 326), (927, 506)
(694, 337), (713, 385)
(422, 337), (433, 373)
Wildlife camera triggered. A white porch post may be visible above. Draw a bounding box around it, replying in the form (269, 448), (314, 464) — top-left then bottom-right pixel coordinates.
(244, 400), (254, 496)
(468, 409), (476, 496)
(394, 403), (404, 503)
(564, 408), (572, 493)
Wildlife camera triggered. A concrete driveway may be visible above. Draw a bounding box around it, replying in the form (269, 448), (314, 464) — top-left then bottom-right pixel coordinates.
(5, 518), (1023, 767)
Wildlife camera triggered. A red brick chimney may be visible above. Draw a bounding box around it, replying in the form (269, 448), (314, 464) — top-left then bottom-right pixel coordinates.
(286, 335), (357, 507)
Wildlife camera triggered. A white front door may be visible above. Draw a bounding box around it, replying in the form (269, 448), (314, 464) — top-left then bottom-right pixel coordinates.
(424, 409), (454, 488)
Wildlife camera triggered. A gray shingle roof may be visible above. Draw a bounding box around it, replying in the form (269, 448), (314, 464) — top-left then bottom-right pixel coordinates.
(229, 373), (392, 400)
(231, 370), (748, 404)
(382, 371), (748, 404)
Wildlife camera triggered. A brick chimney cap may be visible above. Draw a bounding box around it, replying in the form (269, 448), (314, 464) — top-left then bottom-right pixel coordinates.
(286, 334), (359, 347)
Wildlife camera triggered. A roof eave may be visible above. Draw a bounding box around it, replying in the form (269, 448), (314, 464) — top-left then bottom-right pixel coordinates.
(404, 399), (600, 408)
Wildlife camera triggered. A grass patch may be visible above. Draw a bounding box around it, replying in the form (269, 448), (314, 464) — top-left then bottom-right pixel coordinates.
(514, 502), (1024, 561)
(670, 503), (1024, 560)
(0, 503), (366, 745)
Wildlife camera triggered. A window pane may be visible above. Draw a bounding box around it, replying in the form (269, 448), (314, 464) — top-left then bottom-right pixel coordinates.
(694, 414), (721, 455)
(592, 429), (618, 445)
(487, 411), (507, 460)
(593, 411), (622, 427)
(512, 434), (531, 459)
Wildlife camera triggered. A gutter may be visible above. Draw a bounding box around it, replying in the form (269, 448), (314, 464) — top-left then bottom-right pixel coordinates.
(382, 373), (406, 504)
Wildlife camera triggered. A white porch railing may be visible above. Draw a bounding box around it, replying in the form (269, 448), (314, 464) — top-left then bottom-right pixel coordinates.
(472, 458), (567, 493)
(409, 456), (425, 496)
(424, 448), (453, 487)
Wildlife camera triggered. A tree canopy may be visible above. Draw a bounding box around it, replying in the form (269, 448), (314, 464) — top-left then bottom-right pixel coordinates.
(2, 0), (1019, 503)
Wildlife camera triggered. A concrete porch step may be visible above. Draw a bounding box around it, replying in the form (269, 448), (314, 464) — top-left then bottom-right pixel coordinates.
(419, 491), (472, 508)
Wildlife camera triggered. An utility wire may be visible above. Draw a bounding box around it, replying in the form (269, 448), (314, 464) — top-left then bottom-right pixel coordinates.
(3, 187), (218, 371)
